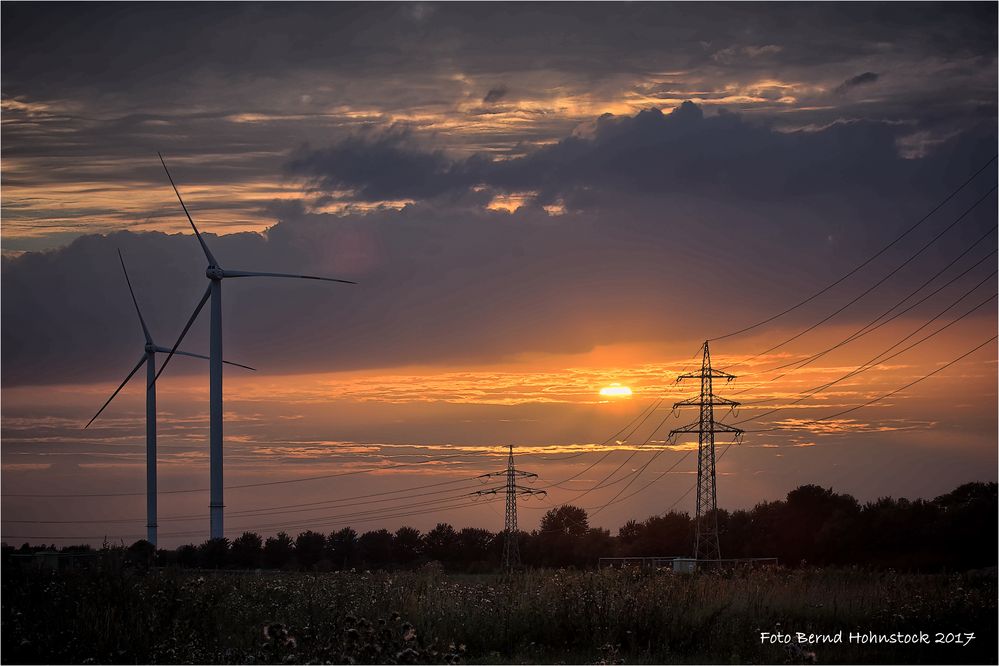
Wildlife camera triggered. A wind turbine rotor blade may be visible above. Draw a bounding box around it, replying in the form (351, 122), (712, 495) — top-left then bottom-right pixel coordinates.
(85, 354), (148, 429)
(157, 152), (218, 266)
(222, 269), (356, 285)
(151, 285), (212, 387)
(118, 249), (152, 344)
(151, 346), (256, 371)
(221, 359), (256, 371)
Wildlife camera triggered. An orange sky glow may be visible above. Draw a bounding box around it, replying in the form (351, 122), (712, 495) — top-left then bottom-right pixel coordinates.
(2, 2), (996, 547)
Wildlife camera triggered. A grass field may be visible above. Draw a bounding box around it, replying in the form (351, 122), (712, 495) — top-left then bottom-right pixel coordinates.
(3, 564), (996, 664)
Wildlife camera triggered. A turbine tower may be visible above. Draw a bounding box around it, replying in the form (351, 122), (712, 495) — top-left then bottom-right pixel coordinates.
(473, 445), (546, 571)
(86, 250), (255, 545)
(668, 341), (743, 561)
(155, 153), (355, 539)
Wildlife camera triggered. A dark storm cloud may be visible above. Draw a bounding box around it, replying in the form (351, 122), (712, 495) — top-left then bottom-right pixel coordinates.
(286, 131), (483, 201)
(840, 72), (878, 88)
(287, 102), (996, 206)
(835, 72), (880, 94)
(3, 2), (995, 253)
(482, 86), (509, 104)
(4, 105), (995, 386)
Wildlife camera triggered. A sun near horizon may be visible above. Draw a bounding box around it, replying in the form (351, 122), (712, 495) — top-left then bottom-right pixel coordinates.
(599, 383), (633, 398)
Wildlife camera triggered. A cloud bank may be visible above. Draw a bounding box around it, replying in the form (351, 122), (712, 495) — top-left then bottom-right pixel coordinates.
(4, 104), (995, 386)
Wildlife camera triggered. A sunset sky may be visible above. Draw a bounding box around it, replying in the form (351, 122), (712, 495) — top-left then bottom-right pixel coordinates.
(2, 2), (997, 547)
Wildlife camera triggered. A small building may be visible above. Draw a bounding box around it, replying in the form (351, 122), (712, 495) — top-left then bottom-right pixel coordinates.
(671, 558), (697, 574)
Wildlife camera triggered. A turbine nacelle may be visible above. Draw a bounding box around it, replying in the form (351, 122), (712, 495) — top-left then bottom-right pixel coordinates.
(206, 265), (225, 280)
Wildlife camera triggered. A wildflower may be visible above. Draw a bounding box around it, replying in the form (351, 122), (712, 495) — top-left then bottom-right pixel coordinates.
(396, 648), (420, 664)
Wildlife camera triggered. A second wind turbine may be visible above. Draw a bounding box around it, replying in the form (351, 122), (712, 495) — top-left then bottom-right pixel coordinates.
(154, 153), (356, 540)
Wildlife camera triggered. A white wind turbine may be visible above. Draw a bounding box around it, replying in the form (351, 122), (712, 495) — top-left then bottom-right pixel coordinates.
(154, 153), (355, 540)
(86, 250), (255, 546)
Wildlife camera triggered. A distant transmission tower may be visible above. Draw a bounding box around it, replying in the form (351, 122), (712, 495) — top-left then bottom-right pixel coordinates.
(669, 341), (743, 560)
(473, 445), (547, 571)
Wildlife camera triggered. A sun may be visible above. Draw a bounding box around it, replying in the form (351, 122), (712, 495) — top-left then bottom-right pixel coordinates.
(599, 383), (633, 397)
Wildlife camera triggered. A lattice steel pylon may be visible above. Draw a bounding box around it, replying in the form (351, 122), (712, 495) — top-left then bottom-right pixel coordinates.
(668, 341), (744, 561)
(473, 445), (547, 571)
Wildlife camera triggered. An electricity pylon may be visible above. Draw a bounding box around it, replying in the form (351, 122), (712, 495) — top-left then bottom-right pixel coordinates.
(473, 445), (547, 571)
(669, 341), (743, 561)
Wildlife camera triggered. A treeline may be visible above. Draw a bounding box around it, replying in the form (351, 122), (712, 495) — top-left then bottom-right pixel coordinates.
(5, 482), (996, 572)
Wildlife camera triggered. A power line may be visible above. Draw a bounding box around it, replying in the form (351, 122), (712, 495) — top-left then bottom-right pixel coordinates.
(546, 408), (677, 504)
(1, 451), (482, 498)
(589, 449), (694, 517)
(733, 268), (998, 414)
(732, 286), (996, 426)
(6, 482), (489, 526)
(708, 155), (997, 342)
(725, 185), (996, 372)
(663, 444), (734, 514)
(730, 229), (997, 395)
(3, 496), (502, 543)
(544, 398), (667, 488)
(743, 334), (998, 432)
(530, 398), (663, 461)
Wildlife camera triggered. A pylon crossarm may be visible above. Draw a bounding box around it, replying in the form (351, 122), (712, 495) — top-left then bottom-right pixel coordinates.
(712, 423), (744, 435)
(669, 421), (701, 435)
(477, 470), (507, 479)
(672, 395), (740, 409)
(670, 421), (743, 436)
(676, 368), (737, 382)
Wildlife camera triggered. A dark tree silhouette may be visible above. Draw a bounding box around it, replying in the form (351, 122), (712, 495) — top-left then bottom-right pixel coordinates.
(295, 530), (327, 569)
(358, 529), (393, 567)
(127, 539), (155, 568)
(327, 527), (358, 569)
(176, 544), (198, 568)
(423, 523), (460, 567)
(63, 481), (995, 573)
(537, 505), (590, 567)
(392, 526), (422, 565)
(198, 538), (230, 569)
(540, 505), (589, 537)
(457, 527), (494, 569)
(618, 519), (642, 547)
(231, 532), (263, 568)
(263, 532), (294, 569)
(625, 511), (692, 558)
